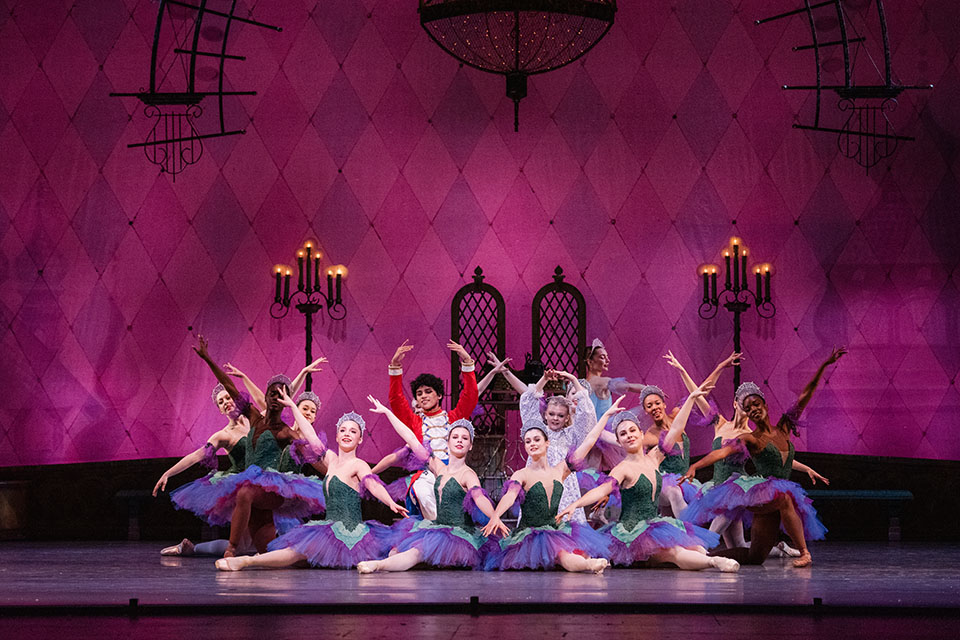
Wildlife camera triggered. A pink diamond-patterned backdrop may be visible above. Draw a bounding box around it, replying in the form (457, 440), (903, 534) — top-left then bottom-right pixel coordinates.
(1, 0), (958, 467)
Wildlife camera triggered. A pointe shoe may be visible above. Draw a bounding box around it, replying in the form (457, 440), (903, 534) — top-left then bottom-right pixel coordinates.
(161, 538), (195, 556)
(792, 550), (812, 568)
(778, 541), (802, 557)
(356, 561), (380, 574)
(712, 557), (740, 572)
(588, 558), (609, 575)
(215, 557), (245, 571)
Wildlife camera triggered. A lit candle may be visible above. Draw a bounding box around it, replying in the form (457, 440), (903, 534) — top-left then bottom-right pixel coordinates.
(297, 251), (304, 292)
(304, 246), (312, 293)
(755, 267), (762, 298)
(724, 251), (731, 289)
(710, 268), (717, 301)
(327, 269), (333, 302)
(732, 243), (740, 291)
(283, 269), (291, 302)
(313, 256), (320, 292)
(274, 267), (282, 303)
(702, 268), (709, 303)
(764, 266), (771, 302)
(335, 267), (342, 303)
(741, 250), (748, 291)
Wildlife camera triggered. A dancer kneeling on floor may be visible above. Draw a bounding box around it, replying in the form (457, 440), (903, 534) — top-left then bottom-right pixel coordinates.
(556, 382), (739, 573)
(216, 405), (408, 571)
(357, 399), (507, 573)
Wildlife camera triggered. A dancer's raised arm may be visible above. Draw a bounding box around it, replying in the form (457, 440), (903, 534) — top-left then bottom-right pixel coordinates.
(794, 347), (847, 416)
(477, 354), (513, 395)
(223, 363), (266, 411)
(289, 357), (327, 398)
(663, 381), (714, 452)
(193, 337), (254, 416)
(367, 395), (429, 461)
(486, 352), (527, 393)
(569, 395), (626, 468)
(664, 351), (739, 416)
(556, 469), (623, 522)
(278, 388), (327, 458)
(447, 340), (478, 420)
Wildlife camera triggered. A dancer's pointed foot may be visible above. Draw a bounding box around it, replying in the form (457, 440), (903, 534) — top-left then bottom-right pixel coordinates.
(792, 550), (813, 568)
(711, 556), (740, 572)
(778, 541), (802, 557)
(587, 558), (608, 575)
(215, 556), (247, 571)
(356, 560), (381, 574)
(161, 538), (195, 556)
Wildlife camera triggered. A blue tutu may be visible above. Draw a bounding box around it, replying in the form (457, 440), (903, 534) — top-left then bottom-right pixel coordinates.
(268, 518), (397, 568)
(393, 518), (493, 569)
(679, 474), (826, 541)
(170, 465), (326, 526)
(661, 473), (702, 505)
(601, 517), (720, 566)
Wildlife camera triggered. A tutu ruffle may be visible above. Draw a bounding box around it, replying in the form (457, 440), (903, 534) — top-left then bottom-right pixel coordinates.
(661, 473), (701, 505)
(601, 517), (720, 566)
(170, 465), (326, 526)
(678, 474), (826, 540)
(267, 518), (396, 568)
(484, 522), (609, 570)
(394, 519), (490, 568)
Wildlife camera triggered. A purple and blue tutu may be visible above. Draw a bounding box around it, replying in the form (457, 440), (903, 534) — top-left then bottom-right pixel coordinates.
(267, 518), (397, 568)
(601, 517), (720, 566)
(392, 518), (493, 569)
(661, 473), (702, 505)
(170, 464), (326, 526)
(484, 522), (610, 571)
(679, 474), (827, 541)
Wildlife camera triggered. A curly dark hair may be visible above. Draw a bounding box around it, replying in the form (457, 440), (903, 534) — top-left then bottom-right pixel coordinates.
(410, 373), (443, 398)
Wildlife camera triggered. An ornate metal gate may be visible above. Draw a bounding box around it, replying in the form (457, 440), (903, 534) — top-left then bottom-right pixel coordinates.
(532, 266), (587, 378)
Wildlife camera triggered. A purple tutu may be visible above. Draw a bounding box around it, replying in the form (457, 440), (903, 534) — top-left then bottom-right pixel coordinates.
(394, 519), (491, 568)
(678, 474), (827, 541)
(601, 517), (720, 566)
(484, 522), (610, 570)
(170, 465), (326, 526)
(267, 518), (397, 568)
(661, 473), (702, 505)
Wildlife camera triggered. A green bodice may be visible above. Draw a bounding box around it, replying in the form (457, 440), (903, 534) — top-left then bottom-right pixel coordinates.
(752, 442), (794, 479)
(659, 433), (690, 475)
(517, 480), (563, 529)
(225, 436), (247, 473)
(619, 473), (660, 530)
(712, 436), (745, 484)
(245, 428), (286, 470)
(323, 476), (363, 529)
(434, 477), (471, 527)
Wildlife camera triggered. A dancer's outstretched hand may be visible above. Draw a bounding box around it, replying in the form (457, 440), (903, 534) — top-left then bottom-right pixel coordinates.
(302, 356), (327, 374)
(388, 502), (409, 518)
(223, 362), (244, 378)
(192, 335), (210, 360)
(721, 351), (743, 368)
(679, 469), (696, 484)
(390, 340), (413, 367)
(603, 395), (628, 416)
(447, 340), (472, 362)
(481, 516), (509, 537)
(153, 474), (169, 497)
(367, 395), (390, 415)
(806, 468), (829, 485)
(590, 496), (609, 515)
(662, 350), (684, 371)
(690, 380), (715, 400)
(277, 386), (295, 407)
(555, 505), (576, 523)
(826, 346), (848, 364)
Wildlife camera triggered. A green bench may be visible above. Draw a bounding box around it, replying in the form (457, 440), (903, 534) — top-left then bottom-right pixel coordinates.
(807, 489), (913, 542)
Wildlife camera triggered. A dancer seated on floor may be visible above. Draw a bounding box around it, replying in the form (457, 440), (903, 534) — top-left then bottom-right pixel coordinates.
(357, 400), (507, 573)
(216, 407), (408, 571)
(556, 384), (739, 573)
(480, 396), (616, 574)
(381, 339), (478, 520)
(667, 350), (827, 558)
(155, 383), (251, 556)
(188, 336), (326, 557)
(680, 347), (846, 568)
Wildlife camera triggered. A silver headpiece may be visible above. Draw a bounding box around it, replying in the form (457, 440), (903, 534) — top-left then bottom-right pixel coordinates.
(211, 383), (226, 405)
(639, 385), (666, 406)
(448, 418), (475, 441)
(336, 411), (366, 433)
(266, 374), (292, 390)
(521, 421), (548, 441)
(735, 382), (765, 408)
(296, 391), (320, 407)
(588, 337), (605, 356)
(609, 410), (641, 432)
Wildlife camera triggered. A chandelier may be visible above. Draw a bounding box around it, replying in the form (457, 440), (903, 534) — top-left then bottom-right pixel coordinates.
(420, 1), (617, 131)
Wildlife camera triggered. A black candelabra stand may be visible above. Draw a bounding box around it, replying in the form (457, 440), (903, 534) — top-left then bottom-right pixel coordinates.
(269, 241), (347, 391)
(697, 238), (776, 388)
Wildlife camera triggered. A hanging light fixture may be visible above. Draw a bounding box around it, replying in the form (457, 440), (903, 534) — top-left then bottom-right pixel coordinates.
(420, 1), (617, 131)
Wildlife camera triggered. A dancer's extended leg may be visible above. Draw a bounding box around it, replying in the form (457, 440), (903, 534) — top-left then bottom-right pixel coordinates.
(557, 551), (608, 574)
(651, 547), (739, 572)
(357, 549), (422, 574)
(215, 548), (305, 571)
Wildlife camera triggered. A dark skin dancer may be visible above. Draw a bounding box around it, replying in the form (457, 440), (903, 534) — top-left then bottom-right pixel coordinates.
(684, 347), (847, 568)
(193, 336), (299, 557)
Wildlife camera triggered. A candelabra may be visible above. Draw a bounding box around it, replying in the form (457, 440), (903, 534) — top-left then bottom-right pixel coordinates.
(270, 240), (347, 391)
(697, 237), (775, 388)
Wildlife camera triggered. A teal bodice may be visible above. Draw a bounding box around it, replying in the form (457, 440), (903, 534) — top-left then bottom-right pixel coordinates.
(659, 433), (690, 475)
(619, 473), (660, 530)
(434, 477), (471, 527)
(225, 436), (247, 473)
(517, 480), (563, 529)
(276, 445), (300, 473)
(245, 428), (286, 470)
(323, 476), (363, 529)
(712, 437), (745, 484)
(752, 442), (794, 479)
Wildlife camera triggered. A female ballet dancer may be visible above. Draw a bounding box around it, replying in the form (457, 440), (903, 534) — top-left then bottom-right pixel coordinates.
(357, 401), (507, 573)
(190, 336), (326, 557)
(581, 339), (646, 418)
(556, 385), (739, 572)
(223, 358), (325, 415)
(680, 347), (846, 567)
(156, 383), (251, 557)
(479, 401), (612, 574)
(216, 406), (408, 571)
(665, 351), (826, 556)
